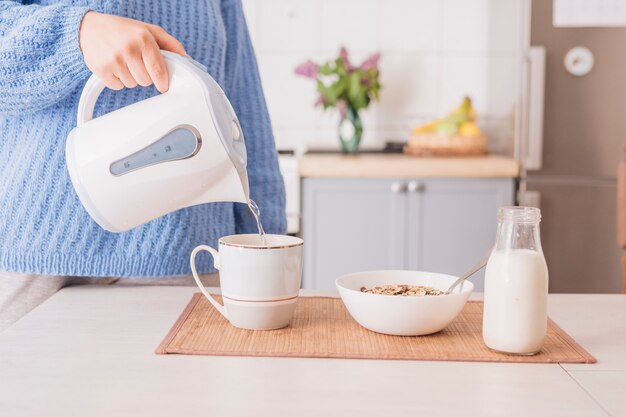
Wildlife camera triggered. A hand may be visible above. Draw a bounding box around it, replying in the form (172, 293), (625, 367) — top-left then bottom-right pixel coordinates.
(78, 11), (187, 93)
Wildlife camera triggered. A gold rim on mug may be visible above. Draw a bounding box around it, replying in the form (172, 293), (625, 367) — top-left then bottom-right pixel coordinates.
(222, 294), (299, 303)
(219, 238), (304, 250)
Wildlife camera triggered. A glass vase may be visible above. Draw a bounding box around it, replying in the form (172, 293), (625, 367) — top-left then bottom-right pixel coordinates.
(338, 106), (363, 154)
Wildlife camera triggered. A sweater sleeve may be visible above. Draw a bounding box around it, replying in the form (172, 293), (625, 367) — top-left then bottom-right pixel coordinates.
(221, 0), (287, 235)
(0, 1), (91, 116)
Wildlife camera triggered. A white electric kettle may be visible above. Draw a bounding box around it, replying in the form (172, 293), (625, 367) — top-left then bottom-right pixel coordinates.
(66, 51), (249, 233)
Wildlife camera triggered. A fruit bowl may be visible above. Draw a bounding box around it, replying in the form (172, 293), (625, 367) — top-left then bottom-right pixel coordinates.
(335, 270), (473, 336)
(404, 133), (487, 156)
(405, 96), (487, 157)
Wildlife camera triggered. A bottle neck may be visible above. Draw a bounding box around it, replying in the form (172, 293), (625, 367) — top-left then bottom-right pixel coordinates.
(494, 221), (543, 252)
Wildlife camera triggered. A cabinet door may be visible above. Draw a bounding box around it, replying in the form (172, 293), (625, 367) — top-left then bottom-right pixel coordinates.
(302, 178), (406, 289)
(408, 179), (515, 291)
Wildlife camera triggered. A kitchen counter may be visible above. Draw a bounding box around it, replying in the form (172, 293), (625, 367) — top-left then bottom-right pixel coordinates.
(299, 153), (520, 178)
(1, 287), (624, 417)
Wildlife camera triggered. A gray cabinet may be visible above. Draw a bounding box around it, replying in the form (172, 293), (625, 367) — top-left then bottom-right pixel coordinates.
(301, 178), (515, 290)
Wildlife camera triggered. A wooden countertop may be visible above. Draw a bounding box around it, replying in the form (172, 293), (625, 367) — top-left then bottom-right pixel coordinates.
(299, 154), (520, 178)
(1, 286), (624, 417)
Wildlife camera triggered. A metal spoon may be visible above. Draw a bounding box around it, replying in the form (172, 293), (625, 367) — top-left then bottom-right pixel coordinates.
(445, 247), (493, 294)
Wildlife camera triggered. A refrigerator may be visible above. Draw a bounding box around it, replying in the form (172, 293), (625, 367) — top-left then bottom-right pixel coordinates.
(522, 0), (625, 293)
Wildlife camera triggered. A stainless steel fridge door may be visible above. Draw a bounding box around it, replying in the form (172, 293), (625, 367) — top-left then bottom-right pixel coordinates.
(525, 179), (623, 293)
(531, 0), (626, 178)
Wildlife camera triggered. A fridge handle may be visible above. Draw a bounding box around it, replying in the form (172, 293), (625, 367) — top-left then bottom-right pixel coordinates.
(522, 47), (546, 171)
(618, 151), (626, 248)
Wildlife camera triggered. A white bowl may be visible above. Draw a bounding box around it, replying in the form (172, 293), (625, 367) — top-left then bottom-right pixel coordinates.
(335, 270), (473, 336)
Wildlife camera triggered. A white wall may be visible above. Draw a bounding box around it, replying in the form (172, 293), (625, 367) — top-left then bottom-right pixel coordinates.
(242, 0), (527, 154)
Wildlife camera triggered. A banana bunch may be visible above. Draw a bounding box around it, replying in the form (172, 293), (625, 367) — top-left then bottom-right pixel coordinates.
(412, 96), (481, 137)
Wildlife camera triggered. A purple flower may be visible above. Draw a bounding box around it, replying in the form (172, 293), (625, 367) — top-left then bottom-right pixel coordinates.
(360, 52), (381, 71)
(295, 60), (319, 79)
(339, 46), (354, 71)
(314, 95), (325, 107)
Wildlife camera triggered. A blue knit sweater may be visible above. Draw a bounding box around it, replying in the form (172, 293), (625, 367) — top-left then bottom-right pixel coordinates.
(0, 0), (286, 277)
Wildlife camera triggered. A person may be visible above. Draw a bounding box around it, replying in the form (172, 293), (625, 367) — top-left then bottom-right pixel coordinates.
(0, 0), (286, 331)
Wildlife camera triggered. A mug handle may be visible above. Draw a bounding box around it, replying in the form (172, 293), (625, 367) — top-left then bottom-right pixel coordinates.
(190, 245), (227, 318)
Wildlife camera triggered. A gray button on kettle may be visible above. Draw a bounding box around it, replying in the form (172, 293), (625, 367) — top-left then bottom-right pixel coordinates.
(110, 126), (200, 176)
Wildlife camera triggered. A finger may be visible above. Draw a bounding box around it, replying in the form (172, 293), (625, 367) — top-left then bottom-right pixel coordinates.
(101, 73), (124, 91)
(114, 65), (138, 89)
(127, 56), (152, 87)
(142, 40), (169, 93)
(147, 25), (187, 56)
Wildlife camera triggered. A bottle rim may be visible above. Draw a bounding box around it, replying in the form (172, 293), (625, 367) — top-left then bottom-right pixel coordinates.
(498, 206), (541, 223)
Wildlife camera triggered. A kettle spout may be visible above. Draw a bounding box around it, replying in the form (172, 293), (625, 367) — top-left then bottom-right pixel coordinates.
(237, 168), (250, 204)
(185, 162), (250, 207)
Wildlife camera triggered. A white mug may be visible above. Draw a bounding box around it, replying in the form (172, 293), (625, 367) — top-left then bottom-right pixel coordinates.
(190, 234), (304, 330)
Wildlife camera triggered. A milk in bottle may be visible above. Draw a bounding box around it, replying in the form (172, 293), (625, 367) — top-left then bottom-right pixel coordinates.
(483, 206), (549, 355)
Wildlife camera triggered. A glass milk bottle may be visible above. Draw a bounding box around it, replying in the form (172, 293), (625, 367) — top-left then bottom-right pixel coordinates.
(483, 206), (549, 355)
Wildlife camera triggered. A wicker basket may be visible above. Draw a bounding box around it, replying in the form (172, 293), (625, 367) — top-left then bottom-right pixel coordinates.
(404, 133), (488, 157)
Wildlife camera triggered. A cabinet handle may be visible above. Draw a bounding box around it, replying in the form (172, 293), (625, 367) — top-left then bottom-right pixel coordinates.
(391, 182), (407, 193)
(407, 181), (425, 193)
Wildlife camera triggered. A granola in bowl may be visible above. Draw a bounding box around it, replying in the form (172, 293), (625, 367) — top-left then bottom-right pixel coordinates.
(360, 284), (444, 296)
(336, 270), (473, 335)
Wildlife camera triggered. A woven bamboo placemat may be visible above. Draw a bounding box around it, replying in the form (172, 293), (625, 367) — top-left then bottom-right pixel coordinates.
(156, 294), (596, 363)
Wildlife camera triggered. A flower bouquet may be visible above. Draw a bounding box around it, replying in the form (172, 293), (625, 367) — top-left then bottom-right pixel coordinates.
(295, 47), (381, 153)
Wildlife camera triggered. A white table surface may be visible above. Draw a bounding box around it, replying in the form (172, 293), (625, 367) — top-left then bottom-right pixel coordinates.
(0, 287), (624, 417)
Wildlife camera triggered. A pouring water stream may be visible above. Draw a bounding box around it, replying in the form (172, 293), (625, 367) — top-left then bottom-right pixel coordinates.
(247, 199), (267, 246)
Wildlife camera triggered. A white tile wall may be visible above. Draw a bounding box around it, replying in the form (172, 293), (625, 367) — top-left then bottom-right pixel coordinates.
(258, 0), (320, 52)
(320, 0), (380, 52)
(379, 0), (441, 53)
(256, 54), (318, 128)
(441, 56), (489, 115)
(243, 0), (526, 153)
(442, 0), (490, 53)
(486, 56), (522, 118)
(379, 55), (442, 123)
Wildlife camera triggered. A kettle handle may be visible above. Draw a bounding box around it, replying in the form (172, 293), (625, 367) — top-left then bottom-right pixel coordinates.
(76, 75), (110, 126)
(76, 51), (196, 127)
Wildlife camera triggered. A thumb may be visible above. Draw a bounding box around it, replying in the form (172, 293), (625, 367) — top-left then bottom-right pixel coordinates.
(147, 25), (187, 56)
